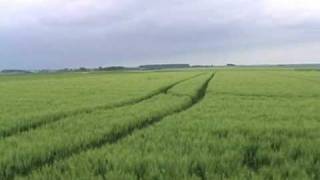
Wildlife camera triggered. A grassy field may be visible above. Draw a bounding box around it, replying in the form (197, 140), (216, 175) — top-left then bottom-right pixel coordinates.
(0, 71), (201, 138)
(1, 68), (319, 179)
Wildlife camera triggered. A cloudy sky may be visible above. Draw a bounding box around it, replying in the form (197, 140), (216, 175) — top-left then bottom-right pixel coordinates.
(1, 0), (320, 69)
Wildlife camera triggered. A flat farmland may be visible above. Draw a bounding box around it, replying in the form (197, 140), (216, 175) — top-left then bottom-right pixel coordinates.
(1, 69), (320, 179)
(0, 71), (200, 138)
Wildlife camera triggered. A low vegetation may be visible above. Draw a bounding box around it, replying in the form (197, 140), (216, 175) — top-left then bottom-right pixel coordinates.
(0, 68), (319, 179)
(0, 71), (200, 138)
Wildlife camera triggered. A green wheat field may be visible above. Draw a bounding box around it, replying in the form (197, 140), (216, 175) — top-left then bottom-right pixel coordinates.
(0, 68), (319, 179)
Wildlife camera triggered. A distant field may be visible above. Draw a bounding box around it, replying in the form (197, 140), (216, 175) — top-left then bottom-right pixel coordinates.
(0, 69), (319, 179)
(0, 71), (200, 138)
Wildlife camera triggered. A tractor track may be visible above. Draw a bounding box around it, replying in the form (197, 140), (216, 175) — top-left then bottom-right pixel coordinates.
(5, 72), (215, 180)
(0, 73), (205, 140)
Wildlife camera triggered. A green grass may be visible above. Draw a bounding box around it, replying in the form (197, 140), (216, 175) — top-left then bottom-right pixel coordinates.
(0, 71), (201, 138)
(0, 71), (213, 179)
(1, 69), (320, 179)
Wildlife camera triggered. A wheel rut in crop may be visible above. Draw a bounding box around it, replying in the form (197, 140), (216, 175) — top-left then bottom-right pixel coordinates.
(0, 73), (204, 140)
(10, 72), (215, 180)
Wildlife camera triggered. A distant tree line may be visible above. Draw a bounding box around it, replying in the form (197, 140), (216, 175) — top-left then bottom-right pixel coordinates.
(1, 63), (217, 74)
(1, 69), (32, 74)
(139, 64), (190, 70)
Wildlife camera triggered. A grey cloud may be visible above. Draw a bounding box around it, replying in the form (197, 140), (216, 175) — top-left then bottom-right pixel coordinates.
(0, 0), (320, 69)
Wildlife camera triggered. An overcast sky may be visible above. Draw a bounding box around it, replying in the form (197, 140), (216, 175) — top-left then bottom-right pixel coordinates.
(1, 0), (320, 69)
